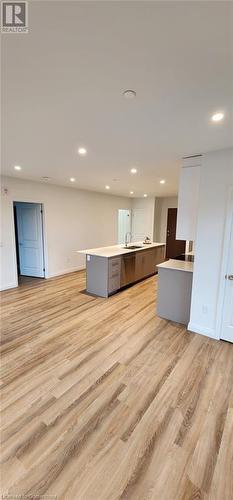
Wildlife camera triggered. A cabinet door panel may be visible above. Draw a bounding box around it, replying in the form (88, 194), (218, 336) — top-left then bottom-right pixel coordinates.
(120, 254), (136, 286)
(109, 257), (121, 278)
(143, 249), (156, 276)
(108, 275), (120, 293)
(135, 252), (145, 281)
(155, 246), (165, 266)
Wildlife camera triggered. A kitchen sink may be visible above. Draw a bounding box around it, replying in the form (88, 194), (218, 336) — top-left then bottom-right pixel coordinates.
(123, 245), (143, 249)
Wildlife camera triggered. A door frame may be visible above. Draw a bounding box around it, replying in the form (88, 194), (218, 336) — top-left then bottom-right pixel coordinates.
(216, 186), (233, 340)
(165, 207), (186, 259)
(12, 200), (49, 286)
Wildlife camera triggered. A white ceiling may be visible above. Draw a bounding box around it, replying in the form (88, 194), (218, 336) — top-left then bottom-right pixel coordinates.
(2, 1), (233, 197)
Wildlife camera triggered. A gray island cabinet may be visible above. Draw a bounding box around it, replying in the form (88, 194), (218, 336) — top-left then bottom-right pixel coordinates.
(78, 243), (165, 297)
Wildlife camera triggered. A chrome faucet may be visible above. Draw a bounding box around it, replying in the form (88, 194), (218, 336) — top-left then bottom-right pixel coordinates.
(125, 232), (132, 247)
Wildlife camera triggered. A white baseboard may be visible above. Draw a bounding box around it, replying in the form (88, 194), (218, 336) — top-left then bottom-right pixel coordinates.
(0, 281), (18, 291)
(48, 266), (85, 278)
(188, 322), (219, 340)
(0, 268), (85, 290)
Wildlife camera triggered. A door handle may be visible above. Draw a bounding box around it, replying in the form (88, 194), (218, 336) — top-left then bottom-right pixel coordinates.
(227, 275), (233, 280)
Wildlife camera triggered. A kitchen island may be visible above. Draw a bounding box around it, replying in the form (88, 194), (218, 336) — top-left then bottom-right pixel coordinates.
(78, 242), (165, 297)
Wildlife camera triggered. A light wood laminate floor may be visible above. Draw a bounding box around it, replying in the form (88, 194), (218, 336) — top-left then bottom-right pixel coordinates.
(1, 271), (233, 499)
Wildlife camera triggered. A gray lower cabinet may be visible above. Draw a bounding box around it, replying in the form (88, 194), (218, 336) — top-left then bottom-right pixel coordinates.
(86, 255), (122, 297)
(108, 257), (121, 293)
(157, 268), (193, 325)
(86, 246), (165, 297)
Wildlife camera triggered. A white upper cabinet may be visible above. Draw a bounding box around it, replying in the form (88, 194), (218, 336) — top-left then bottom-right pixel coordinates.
(176, 156), (201, 241)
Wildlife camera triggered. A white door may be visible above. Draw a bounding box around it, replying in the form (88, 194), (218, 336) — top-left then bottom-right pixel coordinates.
(221, 200), (233, 343)
(132, 208), (146, 241)
(118, 210), (131, 244)
(15, 202), (45, 278)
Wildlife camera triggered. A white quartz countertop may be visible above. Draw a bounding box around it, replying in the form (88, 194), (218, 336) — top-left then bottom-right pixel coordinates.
(77, 242), (165, 258)
(157, 259), (193, 273)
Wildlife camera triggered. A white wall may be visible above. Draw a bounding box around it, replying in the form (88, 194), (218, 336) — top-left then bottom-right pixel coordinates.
(0, 176), (131, 290)
(189, 148), (233, 339)
(153, 196), (178, 243)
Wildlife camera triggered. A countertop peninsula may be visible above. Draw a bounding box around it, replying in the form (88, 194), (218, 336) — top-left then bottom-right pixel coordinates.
(78, 241), (165, 258)
(157, 259), (193, 273)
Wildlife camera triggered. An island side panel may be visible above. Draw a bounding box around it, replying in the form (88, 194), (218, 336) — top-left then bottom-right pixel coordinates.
(86, 255), (109, 297)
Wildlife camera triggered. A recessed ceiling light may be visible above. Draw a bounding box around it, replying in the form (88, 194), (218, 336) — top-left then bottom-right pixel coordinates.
(123, 89), (136, 99)
(143, 194), (148, 198)
(160, 179), (166, 184)
(130, 168), (137, 174)
(14, 165), (21, 170)
(70, 177), (76, 182)
(78, 147), (87, 156)
(105, 185), (110, 190)
(130, 191), (134, 195)
(211, 112), (224, 122)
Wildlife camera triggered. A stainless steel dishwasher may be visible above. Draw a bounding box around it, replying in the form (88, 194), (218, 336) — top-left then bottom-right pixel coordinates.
(120, 252), (136, 287)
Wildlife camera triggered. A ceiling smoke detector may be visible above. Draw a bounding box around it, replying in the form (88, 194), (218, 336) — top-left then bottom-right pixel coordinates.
(123, 90), (136, 99)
